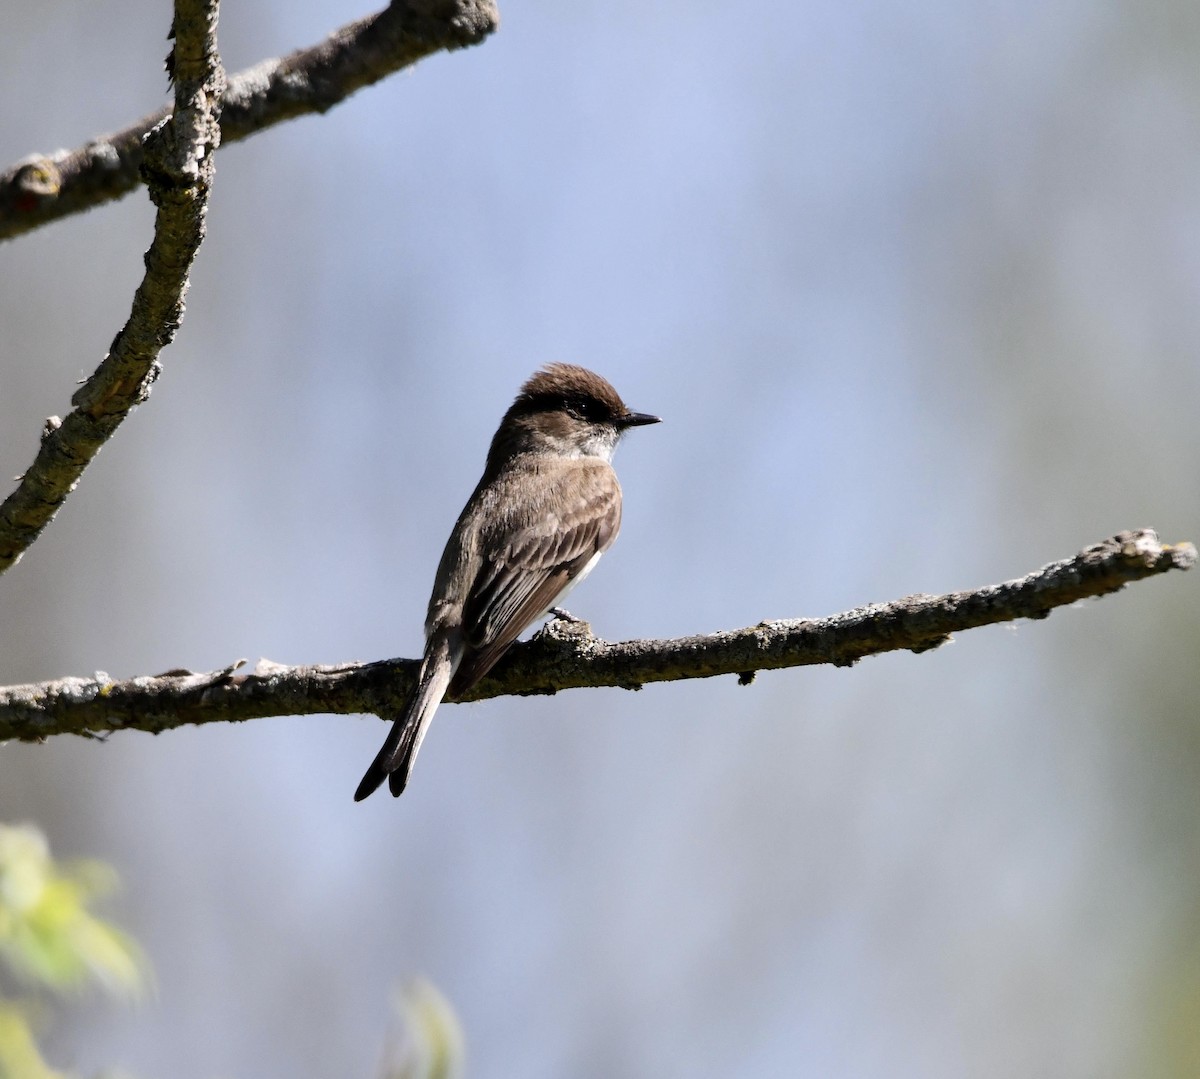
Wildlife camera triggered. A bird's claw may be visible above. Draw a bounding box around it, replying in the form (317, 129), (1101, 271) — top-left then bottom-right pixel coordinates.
(548, 606), (587, 624)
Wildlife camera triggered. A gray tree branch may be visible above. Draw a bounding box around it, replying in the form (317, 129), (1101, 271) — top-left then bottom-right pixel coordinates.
(0, 0), (499, 243)
(0, 0), (498, 578)
(0, 529), (1192, 743)
(0, 0), (225, 576)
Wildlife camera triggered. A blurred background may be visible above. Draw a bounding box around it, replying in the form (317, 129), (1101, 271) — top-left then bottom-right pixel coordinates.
(2, 0), (1199, 1075)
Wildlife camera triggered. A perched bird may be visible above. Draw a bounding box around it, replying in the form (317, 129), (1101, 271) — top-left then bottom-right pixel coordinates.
(355, 364), (660, 800)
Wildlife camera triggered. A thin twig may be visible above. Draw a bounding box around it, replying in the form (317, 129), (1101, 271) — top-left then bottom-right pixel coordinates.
(0, 530), (1192, 742)
(0, 0), (499, 242)
(0, 1), (225, 576)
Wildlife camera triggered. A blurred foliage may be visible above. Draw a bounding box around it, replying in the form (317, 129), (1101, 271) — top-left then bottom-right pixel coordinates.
(382, 979), (465, 1079)
(0, 822), (465, 1079)
(0, 1004), (64, 1079)
(0, 823), (145, 1079)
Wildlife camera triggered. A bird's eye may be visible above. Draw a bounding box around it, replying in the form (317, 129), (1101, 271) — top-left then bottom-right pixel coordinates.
(566, 397), (601, 421)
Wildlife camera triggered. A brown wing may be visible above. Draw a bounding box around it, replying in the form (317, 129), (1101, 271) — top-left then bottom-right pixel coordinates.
(448, 461), (622, 697)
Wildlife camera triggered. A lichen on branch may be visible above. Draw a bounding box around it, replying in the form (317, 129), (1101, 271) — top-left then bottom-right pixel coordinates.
(0, 530), (1192, 743)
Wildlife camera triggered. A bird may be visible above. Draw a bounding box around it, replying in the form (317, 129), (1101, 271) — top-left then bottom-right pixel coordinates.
(354, 363), (660, 800)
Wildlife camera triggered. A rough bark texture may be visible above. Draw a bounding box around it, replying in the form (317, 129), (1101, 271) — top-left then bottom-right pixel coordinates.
(0, 0), (499, 242)
(0, 530), (1192, 742)
(0, 1), (225, 574)
(0, 0), (498, 577)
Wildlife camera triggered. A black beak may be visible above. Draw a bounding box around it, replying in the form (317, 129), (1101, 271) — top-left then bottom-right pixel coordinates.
(621, 411), (662, 428)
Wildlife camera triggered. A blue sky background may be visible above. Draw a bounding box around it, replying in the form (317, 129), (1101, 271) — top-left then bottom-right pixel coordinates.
(2, 1), (1199, 1076)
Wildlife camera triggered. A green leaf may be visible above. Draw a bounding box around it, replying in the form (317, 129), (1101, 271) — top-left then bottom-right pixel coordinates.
(0, 1003), (68, 1079)
(0, 824), (145, 997)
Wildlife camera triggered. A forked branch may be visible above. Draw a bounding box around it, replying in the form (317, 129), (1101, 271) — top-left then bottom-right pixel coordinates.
(0, 0), (224, 575)
(0, 0), (498, 577)
(0, 0), (499, 242)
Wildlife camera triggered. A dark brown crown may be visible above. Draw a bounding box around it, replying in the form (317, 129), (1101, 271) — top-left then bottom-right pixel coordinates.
(508, 363), (629, 425)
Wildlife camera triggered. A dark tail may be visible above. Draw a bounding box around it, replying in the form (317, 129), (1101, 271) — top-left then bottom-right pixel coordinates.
(353, 639), (454, 801)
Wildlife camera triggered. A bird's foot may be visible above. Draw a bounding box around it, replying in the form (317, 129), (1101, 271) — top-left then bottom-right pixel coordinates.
(537, 607), (593, 641)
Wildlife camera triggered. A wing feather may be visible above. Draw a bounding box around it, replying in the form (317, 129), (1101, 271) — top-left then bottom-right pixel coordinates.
(447, 461), (622, 697)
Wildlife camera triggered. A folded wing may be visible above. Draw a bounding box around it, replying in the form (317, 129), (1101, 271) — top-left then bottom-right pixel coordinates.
(448, 461), (622, 697)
